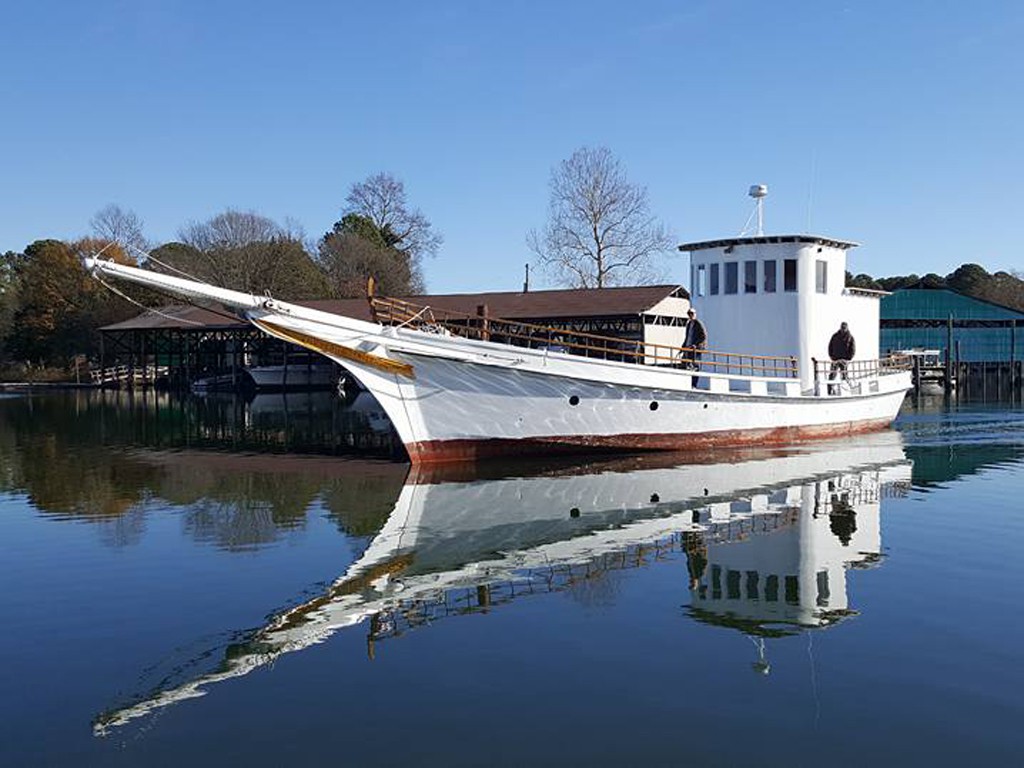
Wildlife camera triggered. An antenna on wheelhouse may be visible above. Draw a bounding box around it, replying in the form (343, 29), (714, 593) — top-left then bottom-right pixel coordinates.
(740, 184), (768, 237)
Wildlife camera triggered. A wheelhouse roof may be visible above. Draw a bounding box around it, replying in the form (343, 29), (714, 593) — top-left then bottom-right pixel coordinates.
(677, 234), (859, 253)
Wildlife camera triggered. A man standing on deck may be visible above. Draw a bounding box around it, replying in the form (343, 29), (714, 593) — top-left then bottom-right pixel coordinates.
(828, 321), (856, 393)
(681, 308), (707, 385)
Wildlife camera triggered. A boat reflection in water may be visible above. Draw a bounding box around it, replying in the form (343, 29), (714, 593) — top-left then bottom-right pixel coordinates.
(94, 431), (910, 735)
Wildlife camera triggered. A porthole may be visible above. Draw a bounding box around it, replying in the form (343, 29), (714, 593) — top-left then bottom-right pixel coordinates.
(570, 507), (580, 518)
(650, 493), (660, 503)
(650, 401), (659, 411)
(703, 403), (709, 409)
(569, 395), (580, 406)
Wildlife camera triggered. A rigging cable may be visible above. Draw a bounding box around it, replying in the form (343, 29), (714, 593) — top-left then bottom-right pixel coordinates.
(90, 243), (247, 326)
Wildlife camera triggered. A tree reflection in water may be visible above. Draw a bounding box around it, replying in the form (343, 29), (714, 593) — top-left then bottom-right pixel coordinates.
(0, 390), (406, 549)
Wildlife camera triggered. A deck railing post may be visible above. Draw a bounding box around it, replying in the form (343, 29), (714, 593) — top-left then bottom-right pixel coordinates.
(476, 304), (490, 342)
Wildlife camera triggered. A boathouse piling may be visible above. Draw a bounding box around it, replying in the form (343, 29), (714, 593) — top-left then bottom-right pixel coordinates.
(945, 314), (954, 395)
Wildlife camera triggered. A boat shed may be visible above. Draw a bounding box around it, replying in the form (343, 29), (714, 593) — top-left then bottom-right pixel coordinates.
(96, 284), (689, 389)
(880, 288), (1024, 363)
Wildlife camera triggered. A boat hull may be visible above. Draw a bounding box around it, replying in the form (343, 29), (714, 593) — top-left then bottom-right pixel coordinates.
(404, 416), (896, 462)
(247, 364), (337, 390)
(311, 343), (910, 464)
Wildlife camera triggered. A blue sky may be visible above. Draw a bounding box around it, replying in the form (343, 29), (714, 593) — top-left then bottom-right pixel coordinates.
(2, 0), (1022, 292)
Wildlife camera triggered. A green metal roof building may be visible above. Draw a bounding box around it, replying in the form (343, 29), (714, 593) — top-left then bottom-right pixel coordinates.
(880, 288), (1024, 362)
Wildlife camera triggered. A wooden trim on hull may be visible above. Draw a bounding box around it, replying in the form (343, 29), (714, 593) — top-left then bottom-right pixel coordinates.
(405, 418), (895, 465)
(252, 318), (416, 379)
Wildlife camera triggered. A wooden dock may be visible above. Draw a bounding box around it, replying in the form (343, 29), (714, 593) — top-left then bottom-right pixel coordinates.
(953, 361), (1023, 400)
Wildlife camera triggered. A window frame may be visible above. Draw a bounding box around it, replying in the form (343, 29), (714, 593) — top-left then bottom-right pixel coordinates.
(783, 259), (798, 292)
(744, 260), (757, 294)
(724, 262), (739, 295)
(763, 259), (777, 293)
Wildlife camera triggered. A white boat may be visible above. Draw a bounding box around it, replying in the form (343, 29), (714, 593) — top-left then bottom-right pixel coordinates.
(189, 372), (240, 393)
(897, 348), (953, 395)
(190, 364), (337, 393)
(246, 363), (338, 390)
(92, 432), (911, 734)
(85, 219), (912, 464)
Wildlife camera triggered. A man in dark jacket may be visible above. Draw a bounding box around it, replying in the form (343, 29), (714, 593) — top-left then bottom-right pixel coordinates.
(681, 308), (707, 368)
(680, 308), (708, 386)
(828, 322), (856, 392)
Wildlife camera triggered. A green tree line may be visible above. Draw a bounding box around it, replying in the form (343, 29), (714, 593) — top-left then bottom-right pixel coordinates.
(0, 173), (440, 379)
(0, 146), (681, 379)
(847, 263), (1024, 312)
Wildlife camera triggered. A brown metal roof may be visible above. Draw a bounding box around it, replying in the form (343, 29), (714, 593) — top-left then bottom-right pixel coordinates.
(101, 304), (249, 331)
(101, 284), (687, 331)
(396, 284), (686, 320)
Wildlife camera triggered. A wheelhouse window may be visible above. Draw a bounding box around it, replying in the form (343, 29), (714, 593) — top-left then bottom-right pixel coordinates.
(744, 261), (757, 293)
(695, 264), (707, 297)
(710, 263), (720, 295)
(783, 259), (797, 292)
(815, 260), (828, 294)
(724, 262), (738, 294)
(763, 259), (777, 292)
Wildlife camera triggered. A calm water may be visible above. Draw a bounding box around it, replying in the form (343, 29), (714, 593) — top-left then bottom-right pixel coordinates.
(1, 390), (1022, 767)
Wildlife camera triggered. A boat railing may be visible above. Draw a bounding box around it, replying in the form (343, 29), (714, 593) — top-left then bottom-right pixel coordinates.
(812, 355), (913, 391)
(370, 295), (799, 378)
(365, 511), (801, 646)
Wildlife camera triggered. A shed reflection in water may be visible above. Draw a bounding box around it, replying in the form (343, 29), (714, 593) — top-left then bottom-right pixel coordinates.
(90, 430), (911, 735)
(0, 388), (401, 463)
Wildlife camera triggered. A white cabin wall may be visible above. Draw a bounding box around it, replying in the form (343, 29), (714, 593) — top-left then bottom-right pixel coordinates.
(688, 245), (802, 362)
(643, 323), (686, 363)
(642, 295), (690, 363)
(806, 294), (881, 375)
(686, 238), (880, 390)
(800, 242), (852, 388)
(646, 295), (690, 318)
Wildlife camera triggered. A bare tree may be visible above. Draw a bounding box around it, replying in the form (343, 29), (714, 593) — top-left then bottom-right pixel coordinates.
(528, 147), (671, 288)
(179, 209), (281, 253)
(90, 204), (149, 256)
(165, 209), (327, 299)
(344, 172), (442, 264)
(319, 173), (438, 297)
